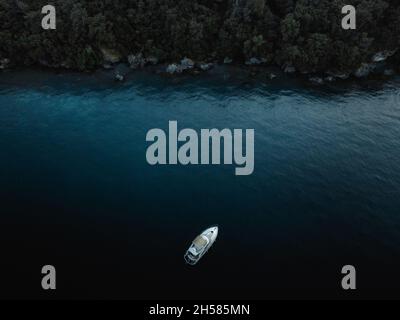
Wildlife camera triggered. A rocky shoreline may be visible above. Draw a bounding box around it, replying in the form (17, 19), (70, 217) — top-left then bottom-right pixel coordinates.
(1, 37), (398, 85)
(1, 50), (398, 86)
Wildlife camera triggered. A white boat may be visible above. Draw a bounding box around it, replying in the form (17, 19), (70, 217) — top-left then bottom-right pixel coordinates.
(184, 225), (218, 265)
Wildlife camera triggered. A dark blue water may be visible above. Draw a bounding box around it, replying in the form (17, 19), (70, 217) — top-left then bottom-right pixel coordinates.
(1, 68), (400, 299)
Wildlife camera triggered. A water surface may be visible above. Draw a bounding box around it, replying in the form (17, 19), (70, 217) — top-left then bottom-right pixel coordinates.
(1, 68), (400, 299)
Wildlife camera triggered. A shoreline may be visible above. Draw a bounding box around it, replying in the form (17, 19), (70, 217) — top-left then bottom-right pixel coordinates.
(1, 60), (398, 88)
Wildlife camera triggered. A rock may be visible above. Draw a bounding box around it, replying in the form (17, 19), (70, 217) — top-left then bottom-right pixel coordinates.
(0, 58), (10, 70)
(384, 69), (395, 76)
(166, 64), (181, 74)
(60, 61), (71, 69)
(103, 63), (113, 70)
(354, 63), (376, 78)
(300, 69), (312, 75)
(166, 58), (213, 74)
(324, 76), (335, 82)
(309, 77), (324, 85)
(199, 63), (213, 71)
(327, 70), (350, 80)
(166, 58), (197, 74)
(246, 57), (262, 65)
(180, 57), (195, 70)
(372, 52), (388, 63)
(128, 53), (158, 68)
(224, 57), (233, 64)
(101, 48), (121, 64)
(115, 73), (124, 82)
(283, 64), (296, 74)
(146, 56), (159, 65)
(128, 53), (146, 69)
(38, 59), (60, 68)
(372, 50), (397, 63)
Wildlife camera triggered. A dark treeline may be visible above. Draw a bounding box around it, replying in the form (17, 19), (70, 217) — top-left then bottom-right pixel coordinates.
(0, 0), (399, 73)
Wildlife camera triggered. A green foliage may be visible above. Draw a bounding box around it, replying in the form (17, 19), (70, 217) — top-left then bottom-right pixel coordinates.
(281, 13), (300, 42)
(0, 0), (399, 72)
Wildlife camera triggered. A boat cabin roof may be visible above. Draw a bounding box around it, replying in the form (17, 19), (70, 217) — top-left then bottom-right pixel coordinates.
(193, 235), (208, 250)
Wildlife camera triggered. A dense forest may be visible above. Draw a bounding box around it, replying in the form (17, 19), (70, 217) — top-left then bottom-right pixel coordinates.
(0, 0), (399, 76)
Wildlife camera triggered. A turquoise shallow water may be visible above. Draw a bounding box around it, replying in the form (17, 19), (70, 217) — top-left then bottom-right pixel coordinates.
(1, 68), (400, 298)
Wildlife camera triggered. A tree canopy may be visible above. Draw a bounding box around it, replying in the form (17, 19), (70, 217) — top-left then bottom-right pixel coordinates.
(0, 0), (399, 72)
